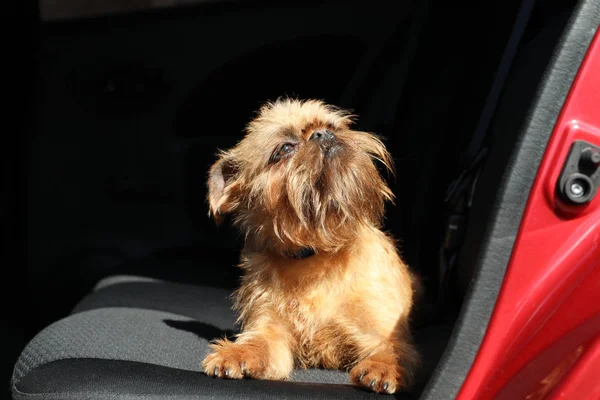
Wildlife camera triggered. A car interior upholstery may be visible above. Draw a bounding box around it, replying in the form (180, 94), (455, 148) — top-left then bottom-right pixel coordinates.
(4, 0), (592, 399)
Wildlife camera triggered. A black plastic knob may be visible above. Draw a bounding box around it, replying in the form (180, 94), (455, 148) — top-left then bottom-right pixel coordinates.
(580, 147), (600, 170)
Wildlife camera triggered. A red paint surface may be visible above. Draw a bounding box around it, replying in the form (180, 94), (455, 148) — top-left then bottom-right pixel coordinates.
(456, 30), (600, 400)
(548, 335), (600, 400)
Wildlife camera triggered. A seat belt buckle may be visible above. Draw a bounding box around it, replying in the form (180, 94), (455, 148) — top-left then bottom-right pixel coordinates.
(443, 214), (466, 251)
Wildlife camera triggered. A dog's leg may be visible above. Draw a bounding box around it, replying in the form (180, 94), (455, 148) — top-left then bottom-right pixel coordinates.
(202, 315), (294, 380)
(349, 326), (419, 394)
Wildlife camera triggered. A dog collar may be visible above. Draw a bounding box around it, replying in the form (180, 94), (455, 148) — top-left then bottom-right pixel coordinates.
(290, 247), (316, 259)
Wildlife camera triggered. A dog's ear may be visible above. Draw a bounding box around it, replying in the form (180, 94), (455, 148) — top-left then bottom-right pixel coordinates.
(207, 152), (241, 224)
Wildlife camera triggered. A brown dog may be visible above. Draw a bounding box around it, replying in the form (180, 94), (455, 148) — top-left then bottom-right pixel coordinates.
(202, 98), (420, 394)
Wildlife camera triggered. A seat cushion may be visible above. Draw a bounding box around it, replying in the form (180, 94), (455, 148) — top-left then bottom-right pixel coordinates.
(74, 277), (239, 325)
(11, 280), (371, 400)
(12, 277), (448, 399)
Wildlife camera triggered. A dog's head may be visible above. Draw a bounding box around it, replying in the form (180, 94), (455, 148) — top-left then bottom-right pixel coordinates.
(207, 98), (394, 255)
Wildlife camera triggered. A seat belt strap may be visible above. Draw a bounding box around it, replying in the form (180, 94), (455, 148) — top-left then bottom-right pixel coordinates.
(438, 0), (538, 308)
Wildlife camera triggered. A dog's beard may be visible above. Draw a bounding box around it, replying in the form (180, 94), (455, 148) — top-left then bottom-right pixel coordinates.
(236, 139), (393, 255)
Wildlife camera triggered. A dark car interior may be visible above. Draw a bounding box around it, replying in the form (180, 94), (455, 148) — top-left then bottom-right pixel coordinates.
(4, 0), (595, 398)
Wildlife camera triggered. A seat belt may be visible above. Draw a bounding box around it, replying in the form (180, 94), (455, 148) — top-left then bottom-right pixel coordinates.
(437, 0), (538, 309)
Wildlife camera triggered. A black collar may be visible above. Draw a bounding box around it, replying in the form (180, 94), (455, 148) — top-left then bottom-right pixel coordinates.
(290, 247), (316, 260)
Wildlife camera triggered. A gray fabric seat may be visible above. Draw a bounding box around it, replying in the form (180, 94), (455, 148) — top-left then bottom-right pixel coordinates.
(12, 276), (449, 399)
(11, 277), (376, 400)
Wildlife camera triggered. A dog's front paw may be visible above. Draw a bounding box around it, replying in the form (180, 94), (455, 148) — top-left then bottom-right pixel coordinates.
(350, 358), (402, 394)
(202, 341), (268, 379)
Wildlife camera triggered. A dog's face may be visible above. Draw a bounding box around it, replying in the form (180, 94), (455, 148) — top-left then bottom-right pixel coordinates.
(207, 99), (394, 255)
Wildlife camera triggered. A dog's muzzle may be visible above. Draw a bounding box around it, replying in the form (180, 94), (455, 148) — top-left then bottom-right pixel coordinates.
(310, 129), (339, 155)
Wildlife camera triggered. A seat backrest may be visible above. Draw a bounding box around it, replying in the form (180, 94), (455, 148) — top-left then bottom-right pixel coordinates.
(349, 0), (530, 283)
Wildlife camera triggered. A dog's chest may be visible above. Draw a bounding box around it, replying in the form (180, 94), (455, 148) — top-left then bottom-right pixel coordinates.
(282, 286), (341, 325)
(281, 294), (354, 368)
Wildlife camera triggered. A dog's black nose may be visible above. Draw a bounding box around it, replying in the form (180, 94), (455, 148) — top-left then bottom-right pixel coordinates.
(309, 129), (335, 143)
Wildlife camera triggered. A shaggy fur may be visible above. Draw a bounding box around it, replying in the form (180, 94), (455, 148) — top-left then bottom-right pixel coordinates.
(202, 98), (420, 394)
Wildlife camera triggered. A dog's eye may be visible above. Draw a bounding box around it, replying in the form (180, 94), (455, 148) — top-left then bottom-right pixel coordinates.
(280, 143), (295, 155)
(270, 143), (296, 164)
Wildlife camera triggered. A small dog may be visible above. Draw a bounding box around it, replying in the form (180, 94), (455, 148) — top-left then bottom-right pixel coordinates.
(202, 98), (420, 394)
